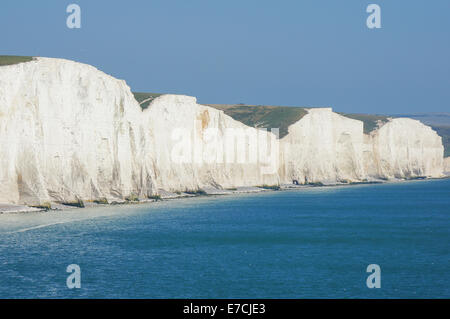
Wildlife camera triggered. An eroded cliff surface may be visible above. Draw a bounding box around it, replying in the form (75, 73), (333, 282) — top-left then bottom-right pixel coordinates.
(279, 109), (444, 184)
(279, 108), (366, 184)
(142, 95), (279, 192)
(366, 118), (443, 179)
(444, 157), (450, 173)
(0, 58), (155, 205)
(0, 57), (445, 205)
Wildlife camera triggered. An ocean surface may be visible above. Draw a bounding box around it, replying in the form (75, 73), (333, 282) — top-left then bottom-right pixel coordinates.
(0, 179), (449, 298)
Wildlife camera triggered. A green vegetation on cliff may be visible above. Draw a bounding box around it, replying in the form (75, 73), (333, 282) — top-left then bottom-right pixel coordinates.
(132, 93), (449, 156)
(133, 92), (163, 109)
(2, 58), (446, 155)
(339, 113), (390, 134)
(206, 104), (308, 138)
(133, 92), (450, 157)
(0, 55), (33, 66)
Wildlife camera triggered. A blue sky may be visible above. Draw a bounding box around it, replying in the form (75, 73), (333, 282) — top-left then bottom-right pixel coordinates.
(1, 0), (449, 113)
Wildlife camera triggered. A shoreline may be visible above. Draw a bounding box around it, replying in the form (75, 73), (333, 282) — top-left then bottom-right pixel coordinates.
(1, 175), (449, 215)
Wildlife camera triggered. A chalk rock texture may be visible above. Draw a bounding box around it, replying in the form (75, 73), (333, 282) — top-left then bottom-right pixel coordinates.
(279, 108), (366, 184)
(0, 58), (155, 204)
(444, 157), (450, 173)
(279, 109), (444, 183)
(366, 118), (444, 179)
(142, 94), (279, 192)
(0, 57), (445, 205)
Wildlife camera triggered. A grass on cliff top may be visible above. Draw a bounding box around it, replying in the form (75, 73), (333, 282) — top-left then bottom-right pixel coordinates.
(339, 113), (390, 134)
(132, 93), (310, 137)
(0, 55), (33, 66)
(133, 92), (163, 109)
(206, 104), (308, 138)
(132, 94), (391, 138)
(205, 106), (391, 137)
(131, 93), (450, 157)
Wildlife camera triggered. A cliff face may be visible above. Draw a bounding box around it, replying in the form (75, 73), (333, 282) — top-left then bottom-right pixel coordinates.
(142, 95), (279, 192)
(444, 157), (450, 173)
(0, 58), (445, 205)
(279, 109), (444, 184)
(366, 118), (444, 179)
(279, 108), (366, 184)
(0, 58), (154, 205)
(0, 58), (279, 204)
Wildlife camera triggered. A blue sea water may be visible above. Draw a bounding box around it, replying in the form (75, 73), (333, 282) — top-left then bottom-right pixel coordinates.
(0, 179), (449, 298)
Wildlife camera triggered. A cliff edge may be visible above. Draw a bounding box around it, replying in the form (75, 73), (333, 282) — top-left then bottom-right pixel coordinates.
(444, 157), (450, 174)
(0, 57), (445, 206)
(0, 57), (155, 205)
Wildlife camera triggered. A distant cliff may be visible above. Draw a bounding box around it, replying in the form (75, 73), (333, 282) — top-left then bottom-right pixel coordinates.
(445, 157), (450, 173)
(279, 109), (443, 184)
(0, 57), (445, 206)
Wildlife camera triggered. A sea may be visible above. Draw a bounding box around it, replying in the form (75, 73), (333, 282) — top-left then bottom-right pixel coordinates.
(0, 179), (449, 298)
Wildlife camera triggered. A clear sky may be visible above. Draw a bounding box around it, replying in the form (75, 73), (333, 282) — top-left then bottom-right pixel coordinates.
(1, 0), (449, 113)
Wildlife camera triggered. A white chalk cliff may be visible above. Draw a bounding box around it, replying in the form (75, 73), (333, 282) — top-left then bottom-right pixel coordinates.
(279, 109), (444, 184)
(365, 118), (444, 179)
(444, 157), (450, 173)
(0, 58), (155, 204)
(0, 58), (445, 205)
(142, 94), (280, 193)
(279, 109), (366, 184)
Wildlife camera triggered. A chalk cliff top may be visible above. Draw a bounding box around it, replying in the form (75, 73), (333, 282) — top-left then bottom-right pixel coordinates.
(2, 55), (448, 155)
(0, 56), (445, 207)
